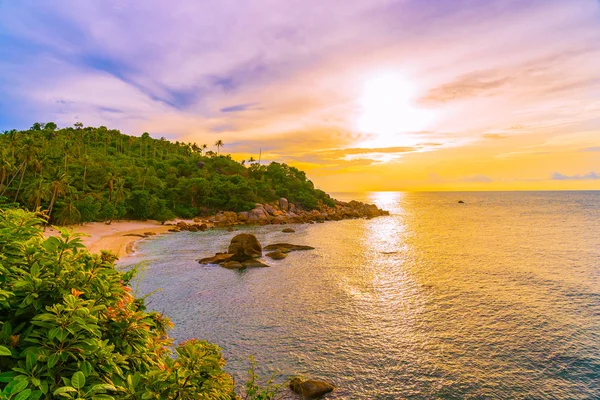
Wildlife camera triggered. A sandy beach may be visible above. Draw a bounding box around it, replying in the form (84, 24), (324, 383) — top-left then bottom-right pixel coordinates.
(44, 220), (177, 259)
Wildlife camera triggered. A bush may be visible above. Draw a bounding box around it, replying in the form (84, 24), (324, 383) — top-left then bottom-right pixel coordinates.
(0, 209), (239, 399)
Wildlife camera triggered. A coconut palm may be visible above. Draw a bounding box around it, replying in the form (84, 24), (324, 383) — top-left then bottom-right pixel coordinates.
(47, 172), (70, 222)
(215, 140), (224, 156)
(23, 177), (51, 211)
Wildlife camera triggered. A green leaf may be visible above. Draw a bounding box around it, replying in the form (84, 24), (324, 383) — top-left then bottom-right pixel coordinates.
(47, 353), (59, 369)
(0, 371), (17, 383)
(26, 351), (37, 370)
(14, 389), (32, 400)
(80, 360), (92, 377)
(71, 371), (86, 389)
(53, 386), (78, 396)
(91, 384), (116, 393)
(0, 345), (12, 356)
(91, 395), (115, 400)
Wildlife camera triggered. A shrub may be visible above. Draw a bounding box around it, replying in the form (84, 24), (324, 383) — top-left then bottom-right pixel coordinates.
(0, 209), (237, 399)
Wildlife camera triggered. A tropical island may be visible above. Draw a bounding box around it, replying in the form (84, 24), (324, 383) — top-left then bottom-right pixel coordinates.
(0, 123), (389, 399)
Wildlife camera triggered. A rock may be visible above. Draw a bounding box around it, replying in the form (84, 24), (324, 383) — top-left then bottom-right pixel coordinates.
(228, 233), (263, 261)
(144, 231), (157, 236)
(198, 253), (235, 265)
(290, 378), (334, 399)
(266, 251), (287, 260)
(264, 204), (276, 215)
(199, 223), (208, 231)
(123, 233), (146, 237)
(227, 227), (234, 232)
(168, 228), (180, 232)
(221, 261), (244, 269)
(241, 259), (270, 268)
(289, 203), (296, 213)
(263, 243), (314, 252)
(271, 215), (287, 225)
(279, 197), (289, 211)
(282, 228), (295, 233)
(458, 200), (465, 204)
(237, 211), (249, 222)
(193, 217), (201, 223)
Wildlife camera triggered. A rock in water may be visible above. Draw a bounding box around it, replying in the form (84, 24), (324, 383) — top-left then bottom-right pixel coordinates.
(221, 261), (244, 269)
(228, 233), (262, 261)
(263, 243), (314, 252)
(241, 259), (270, 268)
(458, 200), (465, 204)
(198, 253), (234, 265)
(290, 378), (334, 398)
(282, 228), (295, 233)
(265, 251), (287, 260)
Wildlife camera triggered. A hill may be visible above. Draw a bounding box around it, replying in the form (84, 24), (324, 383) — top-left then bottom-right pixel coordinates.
(0, 123), (335, 224)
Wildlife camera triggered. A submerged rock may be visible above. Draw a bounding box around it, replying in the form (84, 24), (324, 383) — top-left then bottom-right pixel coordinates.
(265, 251), (287, 260)
(264, 243), (314, 253)
(228, 233), (262, 261)
(282, 228), (295, 233)
(198, 253), (234, 265)
(221, 261), (244, 269)
(241, 259), (270, 268)
(290, 378), (334, 399)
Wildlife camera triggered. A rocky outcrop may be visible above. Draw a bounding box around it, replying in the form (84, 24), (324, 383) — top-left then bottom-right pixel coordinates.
(290, 378), (334, 399)
(241, 259), (270, 268)
(263, 243), (314, 253)
(221, 261), (244, 269)
(198, 253), (234, 264)
(228, 233), (262, 261)
(265, 251), (287, 260)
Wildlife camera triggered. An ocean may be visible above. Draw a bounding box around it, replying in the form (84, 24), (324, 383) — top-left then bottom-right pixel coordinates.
(122, 191), (600, 399)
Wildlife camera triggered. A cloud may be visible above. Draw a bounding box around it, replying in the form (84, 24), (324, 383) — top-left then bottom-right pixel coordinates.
(483, 133), (508, 139)
(580, 146), (600, 152)
(220, 103), (259, 113)
(420, 72), (512, 104)
(461, 175), (493, 183)
(551, 171), (599, 180)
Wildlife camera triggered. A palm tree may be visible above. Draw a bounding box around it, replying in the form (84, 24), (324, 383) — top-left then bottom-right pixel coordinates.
(201, 144), (208, 155)
(214, 140), (224, 156)
(24, 177), (51, 211)
(248, 156), (256, 163)
(47, 172), (69, 222)
(108, 176), (126, 224)
(13, 136), (39, 202)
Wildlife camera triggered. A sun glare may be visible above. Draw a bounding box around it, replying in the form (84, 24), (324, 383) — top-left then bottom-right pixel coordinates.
(357, 74), (434, 145)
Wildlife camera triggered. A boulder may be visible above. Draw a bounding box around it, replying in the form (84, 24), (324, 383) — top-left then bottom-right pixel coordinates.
(279, 197), (289, 211)
(228, 233), (263, 261)
(266, 251), (287, 260)
(289, 378), (334, 399)
(271, 215), (287, 225)
(221, 261), (244, 269)
(241, 259), (270, 268)
(282, 228), (295, 233)
(264, 204), (276, 215)
(237, 211), (249, 222)
(263, 243), (314, 252)
(458, 200), (465, 204)
(198, 253), (234, 265)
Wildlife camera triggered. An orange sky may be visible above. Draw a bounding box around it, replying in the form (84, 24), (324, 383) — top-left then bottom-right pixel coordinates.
(1, 0), (599, 191)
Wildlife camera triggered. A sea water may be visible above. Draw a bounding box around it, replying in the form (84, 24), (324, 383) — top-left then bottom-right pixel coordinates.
(122, 191), (600, 399)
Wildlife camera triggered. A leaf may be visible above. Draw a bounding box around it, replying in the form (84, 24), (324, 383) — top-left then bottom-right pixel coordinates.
(0, 345), (12, 356)
(14, 389), (32, 400)
(53, 387), (78, 396)
(91, 384), (116, 392)
(71, 371), (86, 389)
(0, 371), (17, 383)
(47, 353), (60, 369)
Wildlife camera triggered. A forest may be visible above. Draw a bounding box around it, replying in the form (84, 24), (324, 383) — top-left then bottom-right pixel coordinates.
(0, 123), (334, 224)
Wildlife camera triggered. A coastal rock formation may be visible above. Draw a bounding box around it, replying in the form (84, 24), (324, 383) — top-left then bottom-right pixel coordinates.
(265, 251), (287, 260)
(198, 253), (234, 264)
(228, 233), (263, 261)
(263, 243), (314, 253)
(290, 378), (334, 399)
(221, 261), (244, 269)
(241, 259), (270, 268)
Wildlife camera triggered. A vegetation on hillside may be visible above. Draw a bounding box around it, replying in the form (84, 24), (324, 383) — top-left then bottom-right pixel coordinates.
(0, 209), (282, 399)
(0, 123), (334, 224)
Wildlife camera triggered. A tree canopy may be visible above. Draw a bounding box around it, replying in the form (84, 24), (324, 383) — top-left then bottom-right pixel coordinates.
(0, 123), (334, 224)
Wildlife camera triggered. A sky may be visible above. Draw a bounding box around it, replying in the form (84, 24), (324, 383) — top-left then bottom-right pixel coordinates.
(0, 0), (599, 191)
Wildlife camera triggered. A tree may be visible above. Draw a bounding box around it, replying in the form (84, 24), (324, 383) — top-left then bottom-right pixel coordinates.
(47, 171), (70, 222)
(215, 140), (224, 156)
(23, 176), (51, 210)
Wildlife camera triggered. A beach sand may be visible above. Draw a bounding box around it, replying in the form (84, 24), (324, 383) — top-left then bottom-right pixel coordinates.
(44, 220), (177, 259)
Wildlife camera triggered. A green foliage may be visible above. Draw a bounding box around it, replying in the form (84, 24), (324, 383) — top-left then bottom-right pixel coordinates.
(0, 124), (331, 224)
(0, 209), (281, 399)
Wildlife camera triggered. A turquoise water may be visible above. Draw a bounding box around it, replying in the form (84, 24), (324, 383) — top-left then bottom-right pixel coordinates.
(123, 192), (600, 399)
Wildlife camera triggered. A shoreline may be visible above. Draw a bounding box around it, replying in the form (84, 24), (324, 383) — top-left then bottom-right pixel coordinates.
(44, 220), (187, 260)
(43, 198), (389, 261)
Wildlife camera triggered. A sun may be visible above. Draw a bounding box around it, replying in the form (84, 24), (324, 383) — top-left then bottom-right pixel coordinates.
(357, 73), (434, 145)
